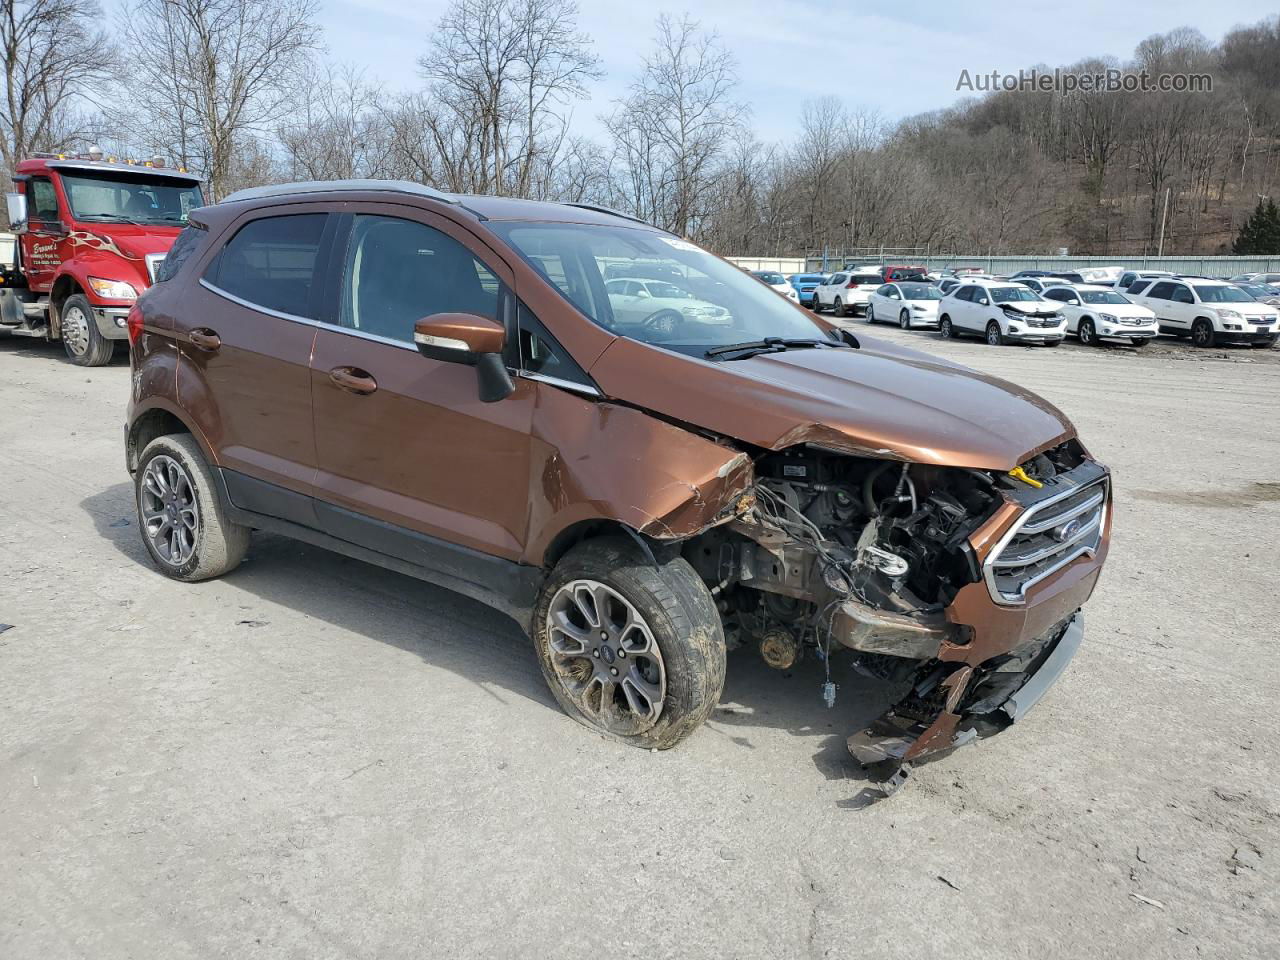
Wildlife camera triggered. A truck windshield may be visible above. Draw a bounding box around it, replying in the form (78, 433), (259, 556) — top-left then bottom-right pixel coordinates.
(492, 221), (832, 358)
(60, 171), (204, 225)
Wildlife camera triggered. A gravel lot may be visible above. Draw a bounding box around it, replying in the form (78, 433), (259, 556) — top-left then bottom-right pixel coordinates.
(2, 325), (1277, 959)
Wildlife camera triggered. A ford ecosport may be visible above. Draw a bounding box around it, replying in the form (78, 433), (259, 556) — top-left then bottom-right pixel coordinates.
(124, 180), (1110, 784)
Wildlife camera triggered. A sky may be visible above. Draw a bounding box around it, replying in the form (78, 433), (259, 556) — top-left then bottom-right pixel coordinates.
(112, 0), (1279, 143)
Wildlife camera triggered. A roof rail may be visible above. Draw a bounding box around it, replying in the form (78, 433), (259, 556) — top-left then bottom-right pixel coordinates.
(559, 201), (649, 225)
(220, 179), (459, 206)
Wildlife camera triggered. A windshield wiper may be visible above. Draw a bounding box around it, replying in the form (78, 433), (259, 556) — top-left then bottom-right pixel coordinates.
(705, 337), (851, 360)
(79, 213), (144, 225)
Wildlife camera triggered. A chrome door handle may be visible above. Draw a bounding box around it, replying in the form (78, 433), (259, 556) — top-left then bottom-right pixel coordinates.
(328, 366), (377, 395)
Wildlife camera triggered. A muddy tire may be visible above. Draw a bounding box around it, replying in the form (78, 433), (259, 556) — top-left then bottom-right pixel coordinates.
(60, 294), (114, 366)
(532, 537), (726, 750)
(135, 433), (249, 582)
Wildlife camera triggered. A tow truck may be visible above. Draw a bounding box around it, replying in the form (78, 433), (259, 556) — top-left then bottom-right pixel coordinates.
(0, 150), (203, 365)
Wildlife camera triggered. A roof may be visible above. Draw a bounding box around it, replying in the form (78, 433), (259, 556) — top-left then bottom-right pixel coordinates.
(218, 179), (654, 228)
(16, 157), (200, 183)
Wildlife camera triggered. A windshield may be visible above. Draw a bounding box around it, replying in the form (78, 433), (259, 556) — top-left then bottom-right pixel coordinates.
(1239, 283), (1279, 298)
(61, 171), (203, 225)
(755, 272), (785, 284)
(493, 222), (832, 356)
(990, 286), (1040, 303)
(1194, 285), (1252, 303)
(898, 282), (941, 300)
(1080, 290), (1129, 304)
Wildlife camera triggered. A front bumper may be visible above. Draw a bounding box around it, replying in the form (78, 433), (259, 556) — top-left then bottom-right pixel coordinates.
(92, 306), (131, 340)
(1220, 330), (1277, 344)
(1007, 328), (1065, 342)
(847, 610), (1084, 768)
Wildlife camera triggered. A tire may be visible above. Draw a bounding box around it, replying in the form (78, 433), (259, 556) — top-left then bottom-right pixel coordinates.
(985, 321), (1005, 346)
(899, 309), (911, 330)
(134, 433), (250, 582)
(865, 304), (876, 324)
(1191, 318), (1216, 348)
(939, 316), (954, 339)
(1131, 338), (1150, 348)
(60, 293), (113, 366)
(532, 537), (726, 750)
(1078, 318), (1098, 346)
(834, 298), (846, 318)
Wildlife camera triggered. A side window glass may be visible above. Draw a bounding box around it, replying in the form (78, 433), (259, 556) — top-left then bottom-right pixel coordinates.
(1172, 286), (1194, 304)
(155, 224), (206, 282)
(206, 213), (326, 317)
(1146, 282), (1173, 300)
(338, 214), (499, 344)
(518, 303), (592, 387)
(30, 178), (59, 221)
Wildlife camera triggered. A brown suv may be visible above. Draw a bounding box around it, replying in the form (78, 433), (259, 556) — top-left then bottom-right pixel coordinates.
(124, 180), (1110, 782)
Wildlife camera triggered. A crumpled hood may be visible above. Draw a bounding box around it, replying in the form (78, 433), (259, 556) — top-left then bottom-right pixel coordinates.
(1002, 301), (1060, 316)
(588, 335), (1075, 471)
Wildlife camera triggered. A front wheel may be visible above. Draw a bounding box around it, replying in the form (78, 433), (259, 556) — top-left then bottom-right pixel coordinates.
(899, 309), (911, 330)
(60, 294), (114, 366)
(1079, 319), (1099, 346)
(939, 316), (954, 339)
(532, 538), (726, 750)
(135, 433), (250, 582)
(985, 321), (1005, 346)
(865, 304), (876, 324)
(1131, 338), (1150, 348)
(1191, 318), (1216, 348)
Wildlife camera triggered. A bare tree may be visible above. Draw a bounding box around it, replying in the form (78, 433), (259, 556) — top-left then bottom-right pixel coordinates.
(122, 0), (321, 199)
(279, 64), (392, 181)
(605, 15), (744, 237)
(0, 0), (114, 174)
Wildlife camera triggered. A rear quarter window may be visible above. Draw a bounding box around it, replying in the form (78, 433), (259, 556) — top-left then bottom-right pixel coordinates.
(155, 224), (207, 283)
(204, 213), (327, 318)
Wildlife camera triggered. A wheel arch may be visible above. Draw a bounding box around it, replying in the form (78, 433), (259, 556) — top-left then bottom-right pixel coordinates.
(127, 400), (216, 474)
(49, 273), (85, 338)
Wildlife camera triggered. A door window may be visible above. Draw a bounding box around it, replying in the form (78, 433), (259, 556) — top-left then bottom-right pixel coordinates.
(516, 304), (592, 388)
(337, 215), (500, 344)
(1146, 281), (1175, 300)
(29, 178), (59, 222)
(1171, 285), (1194, 304)
(205, 213), (327, 318)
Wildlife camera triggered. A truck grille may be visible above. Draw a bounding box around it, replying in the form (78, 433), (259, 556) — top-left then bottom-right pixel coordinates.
(985, 476), (1108, 604)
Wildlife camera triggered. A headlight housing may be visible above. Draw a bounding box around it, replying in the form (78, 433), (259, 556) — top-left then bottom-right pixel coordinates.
(1098, 313), (1117, 323)
(1217, 309), (1242, 320)
(87, 277), (139, 301)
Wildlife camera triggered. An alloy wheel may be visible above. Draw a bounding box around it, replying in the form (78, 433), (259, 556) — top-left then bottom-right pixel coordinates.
(139, 454), (200, 566)
(546, 579), (667, 735)
(61, 303), (90, 357)
(899, 310), (910, 329)
(986, 323), (1001, 346)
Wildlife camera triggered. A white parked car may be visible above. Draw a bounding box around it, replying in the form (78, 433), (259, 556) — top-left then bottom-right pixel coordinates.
(1229, 272), (1280, 285)
(864, 281), (943, 329)
(938, 279), (1066, 346)
(1039, 284), (1158, 347)
(750, 270), (800, 302)
(1114, 270), (1172, 292)
(937, 274), (992, 296)
(1012, 276), (1068, 296)
(1127, 277), (1279, 347)
(1236, 281), (1280, 308)
(813, 270), (882, 317)
(605, 277), (732, 332)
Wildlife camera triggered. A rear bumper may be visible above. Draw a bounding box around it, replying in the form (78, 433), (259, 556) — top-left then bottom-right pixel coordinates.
(847, 610), (1084, 768)
(92, 306), (130, 340)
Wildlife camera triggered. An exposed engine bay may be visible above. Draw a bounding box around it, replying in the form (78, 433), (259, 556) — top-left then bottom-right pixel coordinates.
(680, 439), (1097, 798)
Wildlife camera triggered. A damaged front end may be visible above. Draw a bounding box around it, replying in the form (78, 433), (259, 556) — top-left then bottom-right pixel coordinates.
(681, 438), (1110, 794)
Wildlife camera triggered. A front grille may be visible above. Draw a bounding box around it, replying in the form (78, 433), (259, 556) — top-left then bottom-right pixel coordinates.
(1119, 318), (1148, 326)
(1024, 316), (1058, 328)
(985, 475), (1108, 604)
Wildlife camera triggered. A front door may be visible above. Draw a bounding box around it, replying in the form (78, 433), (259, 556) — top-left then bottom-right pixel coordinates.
(309, 208), (534, 563)
(20, 176), (67, 291)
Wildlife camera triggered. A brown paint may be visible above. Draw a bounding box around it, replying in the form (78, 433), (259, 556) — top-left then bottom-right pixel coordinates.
(414, 313), (506, 355)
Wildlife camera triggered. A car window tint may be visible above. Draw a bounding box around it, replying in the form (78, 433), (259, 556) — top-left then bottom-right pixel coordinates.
(517, 303), (592, 387)
(1146, 281), (1174, 300)
(207, 213), (326, 317)
(1172, 285), (1195, 303)
(30, 178), (58, 220)
(1044, 289), (1071, 301)
(831, 274), (846, 285)
(155, 224), (206, 282)
(338, 215), (500, 344)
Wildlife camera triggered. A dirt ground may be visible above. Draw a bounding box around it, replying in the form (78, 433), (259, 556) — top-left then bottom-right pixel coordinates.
(1, 325), (1277, 959)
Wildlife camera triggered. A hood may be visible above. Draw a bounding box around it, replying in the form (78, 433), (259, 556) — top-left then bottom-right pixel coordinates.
(588, 335), (1075, 471)
(68, 224), (182, 261)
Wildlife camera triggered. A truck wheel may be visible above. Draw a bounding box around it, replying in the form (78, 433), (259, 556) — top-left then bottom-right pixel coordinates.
(532, 537), (726, 750)
(1191, 318), (1216, 348)
(135, 433), (249, 582)
(60, 294), (114, 366)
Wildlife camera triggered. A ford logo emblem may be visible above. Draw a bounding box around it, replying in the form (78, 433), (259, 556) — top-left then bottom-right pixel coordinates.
(1052, 518), (1083, 543)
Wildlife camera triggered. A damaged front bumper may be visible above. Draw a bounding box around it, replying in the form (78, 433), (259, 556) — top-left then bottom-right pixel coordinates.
(847, 610), (1084, 769)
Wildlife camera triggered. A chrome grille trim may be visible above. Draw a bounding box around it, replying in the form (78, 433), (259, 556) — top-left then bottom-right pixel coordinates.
(984, 475), (1109, 605)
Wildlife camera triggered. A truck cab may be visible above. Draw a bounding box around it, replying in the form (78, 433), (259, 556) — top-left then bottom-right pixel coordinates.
(1, 152), (204, 365)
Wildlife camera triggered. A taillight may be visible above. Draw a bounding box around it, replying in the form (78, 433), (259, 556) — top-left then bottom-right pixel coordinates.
(126, 304), (144, 345)
(846, 281), (858, 288)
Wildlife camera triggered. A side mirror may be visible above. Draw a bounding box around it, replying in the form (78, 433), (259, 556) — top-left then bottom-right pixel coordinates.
(1068, 298), (1080, 306)
(977, 297), (989, 306)
(413, 313), (513, 403)
(5, 192), (26, 231)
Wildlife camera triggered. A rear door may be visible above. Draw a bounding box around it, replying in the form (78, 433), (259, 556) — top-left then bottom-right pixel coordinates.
(308, 206), (534, 563)
(183, 208), (331, 519)
(1141, 281), (1177, 325)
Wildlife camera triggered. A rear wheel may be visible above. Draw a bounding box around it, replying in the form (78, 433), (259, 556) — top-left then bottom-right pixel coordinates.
(532, 537), (726, 750)
(1078, 318), (1099, 346)
(834, 298), (846, 318)
(939, 316), (954, 339)
(1191, 318), (1216, 348)
(985, 321), (1005, 346)
(135, 433), (250, 582)
(60, 294), (114, 366)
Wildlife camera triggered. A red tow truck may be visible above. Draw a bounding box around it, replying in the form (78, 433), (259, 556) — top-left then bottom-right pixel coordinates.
(1, 151), (204, 365)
